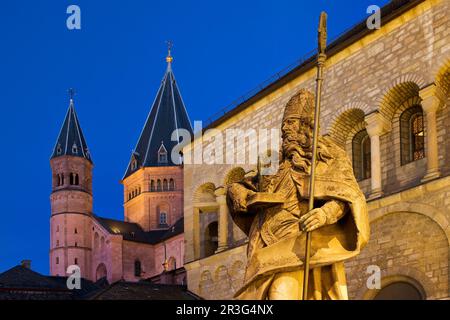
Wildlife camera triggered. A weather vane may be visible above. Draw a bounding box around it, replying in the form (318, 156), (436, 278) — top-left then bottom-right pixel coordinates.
(166, 40), (173, 63)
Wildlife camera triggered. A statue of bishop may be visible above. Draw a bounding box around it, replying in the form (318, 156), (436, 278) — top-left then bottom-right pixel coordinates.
(227, 89), (370, 300)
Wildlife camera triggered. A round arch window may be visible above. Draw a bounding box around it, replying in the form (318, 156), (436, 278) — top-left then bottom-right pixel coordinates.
(374, 281), (424, 300)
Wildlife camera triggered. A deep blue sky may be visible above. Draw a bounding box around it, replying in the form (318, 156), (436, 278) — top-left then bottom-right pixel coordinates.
(0, 0), (388, 274)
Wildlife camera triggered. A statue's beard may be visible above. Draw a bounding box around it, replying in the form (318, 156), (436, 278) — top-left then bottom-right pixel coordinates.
(282, 131), (313, 172)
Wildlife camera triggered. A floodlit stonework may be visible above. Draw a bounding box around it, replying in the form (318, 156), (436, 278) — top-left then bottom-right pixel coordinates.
(49, 51), (191, 285)
(183, 0), (450, 299)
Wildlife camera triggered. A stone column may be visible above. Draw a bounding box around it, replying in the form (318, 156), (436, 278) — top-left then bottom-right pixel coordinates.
(420, 84), (443, 182)
(365, 112), (391, 199)
(193, 207), (201, 260)
(214, 187), (229, 253)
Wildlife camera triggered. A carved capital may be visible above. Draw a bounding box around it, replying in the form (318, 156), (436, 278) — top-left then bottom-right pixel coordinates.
(419, 84), (444, 114)
(214, 186), (227, 204)
(365, 112), (391, 137)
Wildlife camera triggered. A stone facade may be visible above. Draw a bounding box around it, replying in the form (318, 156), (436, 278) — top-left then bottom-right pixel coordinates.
(122, 166), (184, 231)
(183, 0), (450, 299)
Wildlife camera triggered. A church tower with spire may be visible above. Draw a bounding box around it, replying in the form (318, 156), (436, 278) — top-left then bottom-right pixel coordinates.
(49, 92), (94, 280)
(122, 45), (193, 232)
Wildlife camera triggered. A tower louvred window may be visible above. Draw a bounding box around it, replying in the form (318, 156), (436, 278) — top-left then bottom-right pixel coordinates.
(72, 143), (78, 154)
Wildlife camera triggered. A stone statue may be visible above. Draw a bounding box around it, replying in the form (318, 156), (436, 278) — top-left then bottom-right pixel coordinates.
(227, 89), (370, 300)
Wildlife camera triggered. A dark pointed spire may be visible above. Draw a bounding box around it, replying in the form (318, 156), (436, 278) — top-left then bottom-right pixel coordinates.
(123, 45), (193, 178)
(51, 90), (92, 163)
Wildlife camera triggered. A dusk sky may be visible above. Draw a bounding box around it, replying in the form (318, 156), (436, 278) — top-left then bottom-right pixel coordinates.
(0, 0), (389, 274)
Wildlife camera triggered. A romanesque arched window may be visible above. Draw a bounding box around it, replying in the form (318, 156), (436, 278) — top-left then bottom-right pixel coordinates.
(96, 263), (107, 281)
(204, 221), (218, 258)
(74, 174), (79, 185)
(352, 129), (371, 181)
(60, 173), (64, 186)
(400, 105), (425, 165)
(167, 257), (176, 271)
(134, 260), (142, 277)
(94, 232), (99, 250)
(157, 179), (162, 192)
(163, 179), (168, 191)
(150, 180), (155, 192)
(70, 173), (74, 185)
(159, 212), (167, 225)
(56, 257), (59, 265)
(374, 281), (424, 300)
(169, 178), (175, 191)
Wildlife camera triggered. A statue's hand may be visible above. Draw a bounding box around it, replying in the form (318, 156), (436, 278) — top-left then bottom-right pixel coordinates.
(299, 208), (327, 232)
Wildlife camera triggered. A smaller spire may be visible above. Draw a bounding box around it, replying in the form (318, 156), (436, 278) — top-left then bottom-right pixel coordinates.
(165, 40), (173, 64)
(51, 89), (92, 163)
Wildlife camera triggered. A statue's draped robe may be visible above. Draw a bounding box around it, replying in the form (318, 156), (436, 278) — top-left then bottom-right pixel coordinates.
(227, 137), (370, 300)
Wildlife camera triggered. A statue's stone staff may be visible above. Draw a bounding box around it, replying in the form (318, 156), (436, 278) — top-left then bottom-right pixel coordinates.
(301, 11), (328, 300)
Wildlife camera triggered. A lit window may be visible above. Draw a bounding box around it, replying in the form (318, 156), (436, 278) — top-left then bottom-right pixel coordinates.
(411, 114), (425, 161)
(400, 106), (425, 165)
(352, 130), (371, 181)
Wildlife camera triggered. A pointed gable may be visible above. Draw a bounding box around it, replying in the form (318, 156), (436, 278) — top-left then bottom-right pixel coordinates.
(123, 56), (193, 178)
(51, 98), (92, 163)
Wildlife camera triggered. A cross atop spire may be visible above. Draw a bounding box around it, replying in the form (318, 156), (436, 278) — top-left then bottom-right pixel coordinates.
(165, 40), (173, 64)
(68, 88), (76, 101)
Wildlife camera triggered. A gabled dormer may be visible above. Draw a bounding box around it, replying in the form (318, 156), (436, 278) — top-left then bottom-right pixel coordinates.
(158, 142), (168, 164)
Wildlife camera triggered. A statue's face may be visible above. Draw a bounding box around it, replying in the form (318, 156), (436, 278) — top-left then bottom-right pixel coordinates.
(282, 117), (313, 150)
(282, 118), (300, 139)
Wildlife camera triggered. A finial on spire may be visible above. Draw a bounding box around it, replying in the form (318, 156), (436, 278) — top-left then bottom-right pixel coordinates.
(165, 40), (173, 64)
(318, 12), (328, 55)
(68, 88), (75, 102)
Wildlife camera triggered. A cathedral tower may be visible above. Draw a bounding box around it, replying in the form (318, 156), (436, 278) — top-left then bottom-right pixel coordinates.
(122, 46), (193, 232)
(49, 93), (94, 280)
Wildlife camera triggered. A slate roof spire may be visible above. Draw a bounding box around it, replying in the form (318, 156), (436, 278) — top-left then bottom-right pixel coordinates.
(51, 89), (92, 163)
(123, 45), (193, 178)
